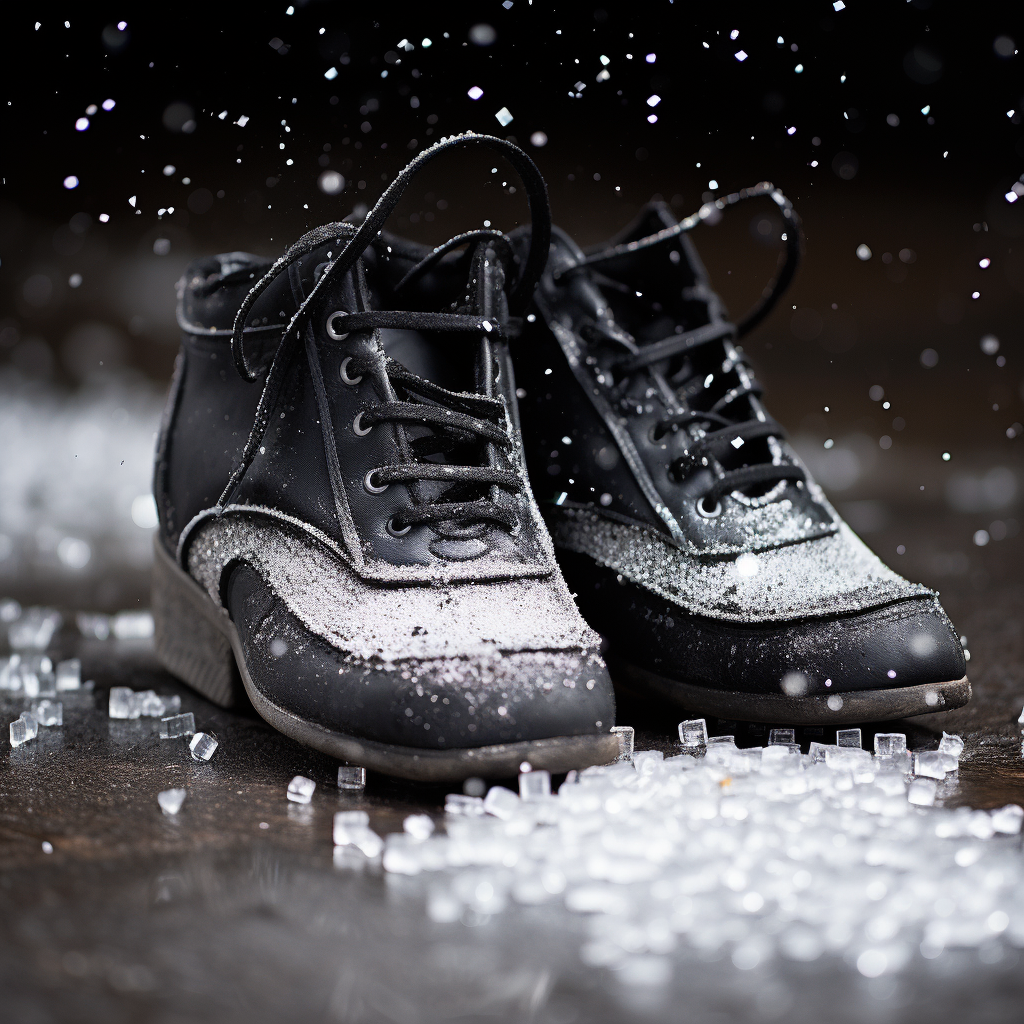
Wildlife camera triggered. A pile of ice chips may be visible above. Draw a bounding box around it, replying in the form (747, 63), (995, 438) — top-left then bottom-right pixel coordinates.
(108, 686), (218, 762)
(332, 718), (1024, 982)
(5, 655), (86, 747)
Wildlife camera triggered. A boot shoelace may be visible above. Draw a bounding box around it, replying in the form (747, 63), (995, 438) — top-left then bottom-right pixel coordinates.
(558, 182), (805, 514)
(219, 133), (552, 538)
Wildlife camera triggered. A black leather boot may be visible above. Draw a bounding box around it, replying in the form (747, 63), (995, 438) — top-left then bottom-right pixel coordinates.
(514, 184), (969, 725)
(151, 133), (618, 780)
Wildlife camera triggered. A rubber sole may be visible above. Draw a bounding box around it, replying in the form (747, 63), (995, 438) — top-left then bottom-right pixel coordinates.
(608, 656), (971, 725)
(152, 537), (621, 782)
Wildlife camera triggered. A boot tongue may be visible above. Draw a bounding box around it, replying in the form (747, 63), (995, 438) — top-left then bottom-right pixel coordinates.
(372, 235), (514, 539)
(596, 202), (714, 343)
(593, 206), (779, 492)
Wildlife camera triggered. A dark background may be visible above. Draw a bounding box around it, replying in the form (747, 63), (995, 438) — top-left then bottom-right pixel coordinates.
(0, 0), (1023, 607)
(5, 11), (1024, 1022)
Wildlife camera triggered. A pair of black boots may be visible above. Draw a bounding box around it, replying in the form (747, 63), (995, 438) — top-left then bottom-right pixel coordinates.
(152, 133), (968, 781)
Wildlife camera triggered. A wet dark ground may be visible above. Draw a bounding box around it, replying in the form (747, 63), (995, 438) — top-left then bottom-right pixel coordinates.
(2, 495), (1023, 1024)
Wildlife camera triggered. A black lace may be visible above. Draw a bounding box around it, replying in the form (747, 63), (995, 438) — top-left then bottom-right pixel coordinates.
(219, 132), (552, 536)
(558, 182), (804, 506)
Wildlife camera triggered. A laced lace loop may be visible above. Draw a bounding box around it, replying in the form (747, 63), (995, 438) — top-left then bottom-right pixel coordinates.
(554, 181), (801, 339)
(218, 133), (552, 542)
(553, 182), (806, 509)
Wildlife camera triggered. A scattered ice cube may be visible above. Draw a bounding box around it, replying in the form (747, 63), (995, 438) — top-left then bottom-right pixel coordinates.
(836, 728), (863, 748)
(332, 812), (383, 856)
(808, 741), (833, 762)
(761, 744), (800, 769)
(938, 732), (965, 758)
(76, 613), (111, 640)
(915, 751), (951, 779)
(287, 775), (316, 804)
(991, 804), (1024, 835)
(189, 731), (218, 761)
(112, 610), (155, 640)
(8, 608), (62, 651)
(141, 692), (181, 717)
(519, 768), (551, 801)
(403, 814), (435, 841)
(874, 732), (907, 757)
(483, 785), (521, 820)
(19, 711), (39, 740)
(337, 764), (366, 790)
(158, 788), (186, 815)
(0, 656), (20, 691)
(9, 718), (28, 747)
(31, 700), (62, 726)
(159, 712), (195, 739)
(334, 810), (369, 838)
(610, 725), (634, 762)
(445, 793), (486, 817)
(707, 734), (737, 746)
(907, 778), (938, 806)
(383, 833), (425, 875)
(677, 719), (707, 747)
(55, 659), (82, 691)
(768, 728), (796, 745)
(825, 746), (872, 770)
(108, 686), (135, 719)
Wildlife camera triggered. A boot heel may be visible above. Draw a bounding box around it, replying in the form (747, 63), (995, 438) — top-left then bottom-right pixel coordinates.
(152, 536), (244, 708)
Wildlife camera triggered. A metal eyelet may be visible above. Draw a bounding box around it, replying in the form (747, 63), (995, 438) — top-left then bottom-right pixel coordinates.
(363, 469), (388, 494)
(326, 311), (350, 341)
(696, 496), (723, 518)
(353, 411), (372, 436)
(386, 516), (411, 537)
(339, 356), (362, 386)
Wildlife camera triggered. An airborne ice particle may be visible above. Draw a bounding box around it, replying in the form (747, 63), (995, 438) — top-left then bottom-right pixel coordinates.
(75, 118), (89, 131)
(467, 86), (484, 100)
(856, 244), (872, 260)
(63, 176), (79, 189)
(324, 67), (338, 80)
(734, 51), (748, 62)
(646, 95), (661, 107)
